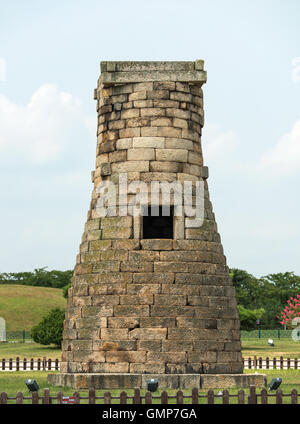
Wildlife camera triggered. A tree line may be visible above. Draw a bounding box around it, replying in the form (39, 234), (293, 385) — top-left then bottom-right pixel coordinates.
(1, 267), (299, 330)
(231, 269), (300, 329)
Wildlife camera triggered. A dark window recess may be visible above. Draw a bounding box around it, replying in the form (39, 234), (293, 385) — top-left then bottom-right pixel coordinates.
(142, 206), (173, 239)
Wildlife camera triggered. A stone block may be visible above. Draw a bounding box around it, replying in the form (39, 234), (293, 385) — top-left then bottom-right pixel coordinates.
(106, 351), (146, 363)
(108, 150), (127, 163)
(111, 160), (149, 173)
(129, 328), (167, 340)
(119, 127), (141, 138)
(157, 127), (182, 138)
(102, 227), (132, 239)
(149, 160), (181, 172)
(132, 136), (165, 148)
(107, 317), (140, 329)
(140, 239), (173, 251)
(140, 317), (176, 328)
(130, 363), (165, 374)
(113, 305), (150, 317)
(156, 149), (188, 162)
(127, 148), (155, 161)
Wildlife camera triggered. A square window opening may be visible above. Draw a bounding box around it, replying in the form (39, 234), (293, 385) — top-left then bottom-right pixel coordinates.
(142, 206), (174, 239)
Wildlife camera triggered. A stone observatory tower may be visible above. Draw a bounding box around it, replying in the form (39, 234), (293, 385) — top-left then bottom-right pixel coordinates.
(49, 61), (265, 389)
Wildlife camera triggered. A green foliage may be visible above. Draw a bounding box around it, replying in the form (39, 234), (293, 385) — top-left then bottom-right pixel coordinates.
(31, 308), (65, 347)
(231, 268), (300, 329)
(62, 283), (72, 298)
(0, 267), (73, 289)
(238, 305), (265, 330)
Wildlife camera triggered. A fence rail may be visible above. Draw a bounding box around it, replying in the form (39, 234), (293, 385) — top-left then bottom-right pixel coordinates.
(0, 356), (298, 372)
(0, 386), (298, 404)
(0, 357), (59, 371)
(243, 355), (300, 370)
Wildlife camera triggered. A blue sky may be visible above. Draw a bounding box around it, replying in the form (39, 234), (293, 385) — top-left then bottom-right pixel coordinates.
(0, 0), (299, 276)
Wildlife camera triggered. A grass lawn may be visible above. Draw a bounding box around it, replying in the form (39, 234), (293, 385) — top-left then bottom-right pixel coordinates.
(0, 342), (61, 360)
(0, 285), (66, 331)
(242, 338), (300, 358)
(0, 369), (299, 404)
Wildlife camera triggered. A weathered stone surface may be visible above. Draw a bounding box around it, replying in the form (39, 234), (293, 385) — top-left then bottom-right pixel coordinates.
(61, 61), (243, 385)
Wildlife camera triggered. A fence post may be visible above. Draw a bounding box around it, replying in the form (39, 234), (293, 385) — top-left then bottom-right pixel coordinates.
(16, 392), (23, 404)
(261, 388), (268, 404)
(280, 356), (284, 370)
(295, 358), (298, 370)
(23, 358), (27, 371)
(145, 392), (152, 404)
(276, 389), (283, 404)
(0, 392), (7, 404)
(104, 392), (111, 404)
(16, 357), (20, 371)
(258, 357), (262, 369)
(89, 388), (95, 404)
(30, 358), (34, 370)
(287, 358), (291, 369)
(133, 388), (141, 405)
(32, 391), (39, 404)
(266, 357), (269, 369)
(2, 359), (5, 371)
(176, 390), (183, 404)
(73, 392), (80, 404)
(161, 391), (168, 404)
(48, 358), (51, 371)
(291, 389), (298, 404)
(222, 389), (229, 404)
(248, 357), (251, 369)
(37, 358), (41, 370)
(192, 388), (199, 404)
(238, 389), (244, 404)
(273, 357), (276, 369)
(43, 388), (50, 404)
(248, 386), (257, 404)
(57, 392), (63, 405)
(120, 391), (127, 404)
(55, 358), (59, 371)
(207, 390), (214, 404)
(253, 355), (257, 369)
(9, 358), (12, 370)
(42, 357), (46, 371)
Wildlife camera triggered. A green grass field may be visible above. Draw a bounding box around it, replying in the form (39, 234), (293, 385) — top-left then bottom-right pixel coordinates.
(0, 285), (66, 331)
(0, 369), (299, 404)
(242, 338), (300, 358)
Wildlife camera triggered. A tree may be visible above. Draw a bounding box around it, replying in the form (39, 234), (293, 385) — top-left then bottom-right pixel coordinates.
(277, 295), (300, 327)
(238, 305), (265, 330)
(31, 308), (65, 347)
(62, 283), (72, 298)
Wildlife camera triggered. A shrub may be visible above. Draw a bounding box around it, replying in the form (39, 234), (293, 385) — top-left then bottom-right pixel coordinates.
(31, 308), (65, 347)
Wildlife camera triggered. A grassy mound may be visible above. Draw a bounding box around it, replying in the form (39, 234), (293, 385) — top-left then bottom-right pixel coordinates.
(0, 285), (66, 331)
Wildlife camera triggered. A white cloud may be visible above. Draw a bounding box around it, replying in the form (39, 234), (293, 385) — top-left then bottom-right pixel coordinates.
(0, 84), (94, 164)
(259, 120), (300, 175)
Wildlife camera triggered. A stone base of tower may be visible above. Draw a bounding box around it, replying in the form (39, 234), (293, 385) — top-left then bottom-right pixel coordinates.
(47, 373), (266, 390)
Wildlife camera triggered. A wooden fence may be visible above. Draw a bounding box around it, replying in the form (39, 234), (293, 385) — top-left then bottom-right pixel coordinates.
(1, 356), (299, 372)
(0, 386), (298, 404)
(0, 357), (59, 371)
(243, 356), (300, 370)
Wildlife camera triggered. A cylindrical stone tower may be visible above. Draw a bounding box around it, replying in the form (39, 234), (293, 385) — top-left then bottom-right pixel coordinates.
(49, 61), (265, 390)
